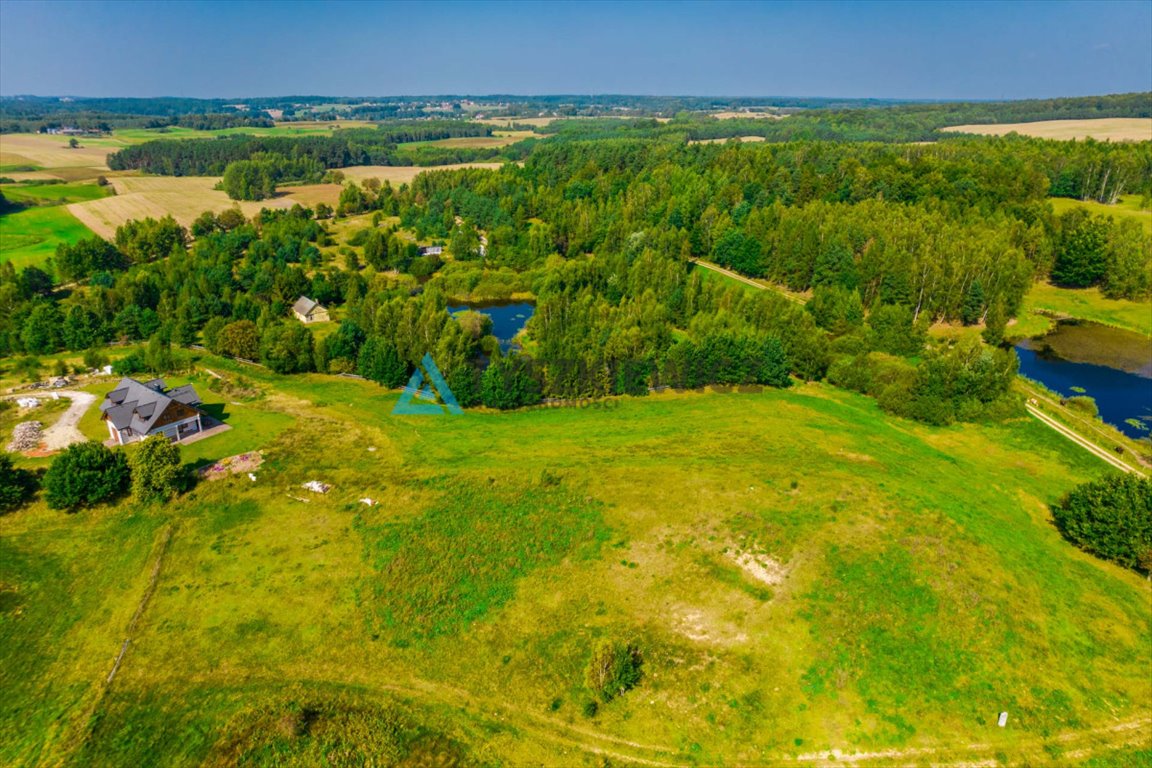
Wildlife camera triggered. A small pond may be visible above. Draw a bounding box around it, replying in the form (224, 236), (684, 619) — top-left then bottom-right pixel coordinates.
(449, 301), (535, 352)
(1015, 320), (1152, 440)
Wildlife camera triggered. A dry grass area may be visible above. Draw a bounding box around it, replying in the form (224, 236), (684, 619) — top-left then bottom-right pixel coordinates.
(68, 176), (293, 239)
(339, 162), (506, 185)
(689, 135), (768, 145)
(941, 118), (1152, 142)
(0, 133), (116, 169)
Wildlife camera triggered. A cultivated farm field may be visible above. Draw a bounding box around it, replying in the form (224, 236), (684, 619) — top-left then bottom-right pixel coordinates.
(67, 176), (296, 239)
(2, 359), (1148, 767)
(338, 162), (507, 185)
(941, 117), (1152, 141)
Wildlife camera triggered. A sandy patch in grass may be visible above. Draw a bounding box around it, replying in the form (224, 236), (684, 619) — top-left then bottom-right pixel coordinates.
(941, 118), (1152, 142)
(726, 550), (788, 586)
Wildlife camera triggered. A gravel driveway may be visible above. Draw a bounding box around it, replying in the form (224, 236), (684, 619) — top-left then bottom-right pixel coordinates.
(40, 391), (99, 450)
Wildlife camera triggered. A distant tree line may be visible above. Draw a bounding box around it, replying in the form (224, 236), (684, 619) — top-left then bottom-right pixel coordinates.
(536, 92), (1152, 145)
(0, 112), (275, 134)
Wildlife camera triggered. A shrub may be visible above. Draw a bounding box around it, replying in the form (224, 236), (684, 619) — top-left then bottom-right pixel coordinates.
(1065, 395), (1099, 418)
(114, 350), (147, 375)
(131, 435), (185, 503)
(481, 355), (543, 410)
(0, 454), (38, 513)
(43, 441), (130, 511)
(1051, 475), (1152, 572)
(585, 640), (643, 702)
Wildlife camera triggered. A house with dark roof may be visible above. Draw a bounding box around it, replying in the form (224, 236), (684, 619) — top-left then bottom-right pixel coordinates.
(99, 378), (205, 445)
(292, 296), (330, 324)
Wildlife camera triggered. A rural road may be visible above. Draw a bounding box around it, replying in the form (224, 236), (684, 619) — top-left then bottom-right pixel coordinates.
(40, 391), (99, 451)
(1026, 403), (1145, 476)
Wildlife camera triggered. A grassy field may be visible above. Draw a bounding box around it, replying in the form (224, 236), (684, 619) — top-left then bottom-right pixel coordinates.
(1015, 281), (1152, 338)
(941, 118), (1152, 141)
(0, 204), (95, 269)
(1050, 194), (1152, 235)
(1, 182), (111, 206)
(1, 356), (1147, 766)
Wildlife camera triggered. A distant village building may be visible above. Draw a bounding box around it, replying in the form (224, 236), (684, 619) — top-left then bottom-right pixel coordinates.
(99, 378), (205, 445)
(419, 245), (444, 257)
(292, 296), (330, 323)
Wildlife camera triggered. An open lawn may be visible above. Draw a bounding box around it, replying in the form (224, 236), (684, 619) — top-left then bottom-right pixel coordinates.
(1, 357), (1147, 766)
(941, 118), (1152, 142)
(1015, 281), (1152, 338)
(0, 204), (94, 269)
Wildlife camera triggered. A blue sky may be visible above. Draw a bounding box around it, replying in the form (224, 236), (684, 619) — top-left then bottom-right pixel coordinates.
(1, 0), (1149, 99)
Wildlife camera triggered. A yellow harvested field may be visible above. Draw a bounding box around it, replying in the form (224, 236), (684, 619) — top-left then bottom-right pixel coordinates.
(280, 183), (342, 207)
(712, 111), (785, 120)
(0, 133), (117, 169)
(339, 163), (506, 185)
(689, 135), (767, 145)
(941, 118), (1152, 142)
(2, 171), (61, 182)
(68, 176), (292, 239)
(475, 117), (557, 128)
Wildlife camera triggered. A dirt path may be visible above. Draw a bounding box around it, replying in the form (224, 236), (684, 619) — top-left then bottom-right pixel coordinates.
(690, 258), (807, 304)
(1026, 403), (1145, 476)
(40, 390), (98, 450)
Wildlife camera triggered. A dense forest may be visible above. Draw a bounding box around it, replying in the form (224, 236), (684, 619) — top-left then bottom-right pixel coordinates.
(0, 106), (276, 134)
(3, 97), (1151, 428)
(105, 123), (499, 175)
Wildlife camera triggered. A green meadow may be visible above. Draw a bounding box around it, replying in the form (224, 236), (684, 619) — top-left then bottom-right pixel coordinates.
(1016, 281), (1152, 338)
(0, 182), (110, 206)
(1049, 194), (1152, 235)
(2, 358), (1147, 766)
(0, 204), (95, 270)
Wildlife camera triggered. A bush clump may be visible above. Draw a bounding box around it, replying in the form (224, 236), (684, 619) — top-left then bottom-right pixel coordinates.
(43, 441), (130, 511)
(1051, 474), (1152, 572)
(585, 640), (643, 702)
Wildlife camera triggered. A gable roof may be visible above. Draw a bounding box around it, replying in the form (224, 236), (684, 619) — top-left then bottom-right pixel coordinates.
(100, 377), (202, 435)
(293, 296), (319, 316)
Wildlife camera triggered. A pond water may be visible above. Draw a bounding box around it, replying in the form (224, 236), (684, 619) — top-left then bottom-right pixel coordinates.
(449, 301), (535, 352)
(1015, 320), (1152, 440)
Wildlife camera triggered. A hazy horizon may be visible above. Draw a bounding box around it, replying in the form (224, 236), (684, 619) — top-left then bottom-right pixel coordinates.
(2, 0), (1150, 101)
